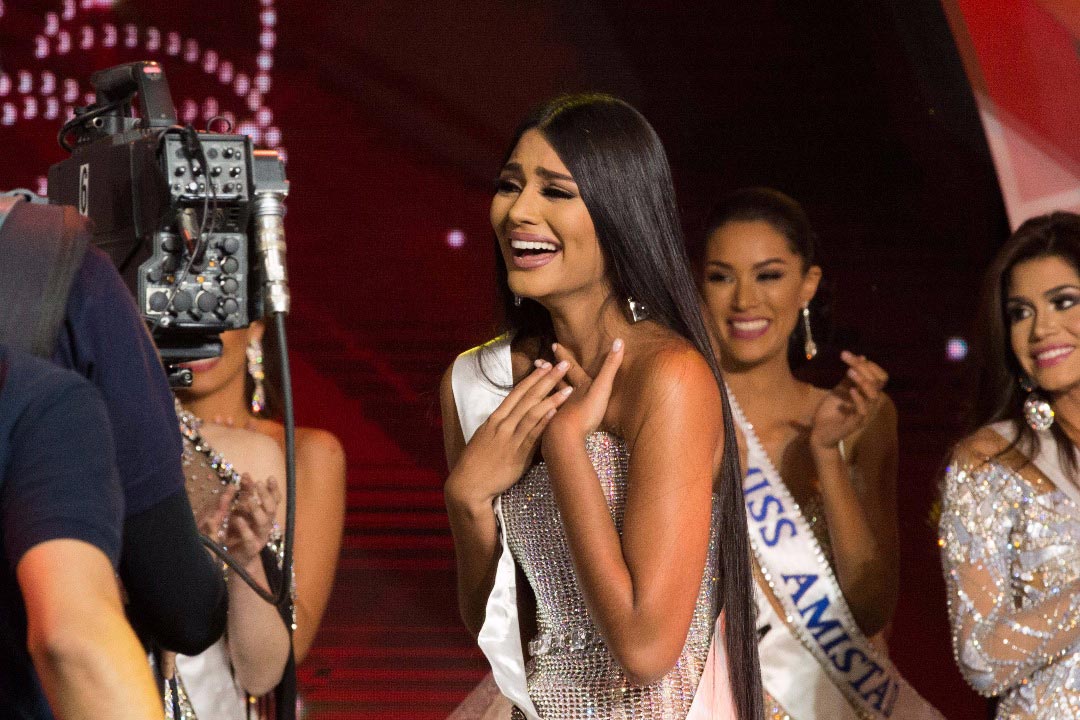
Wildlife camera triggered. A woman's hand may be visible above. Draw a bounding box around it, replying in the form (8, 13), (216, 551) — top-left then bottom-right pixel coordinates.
(445, 361), (573, 508)
(196, 483), (239, 541)
(223, 474), (281, 569)
(544, 339), (625, 450)
(809, 350), (888, 451)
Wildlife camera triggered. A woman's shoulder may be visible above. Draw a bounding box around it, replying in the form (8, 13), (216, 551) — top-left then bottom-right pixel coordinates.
(617, 333), (721, 433)
(442, 334), (515, 406)
(954, 425), (1019, 470)
(250, 419), (344, 462)
(296, 426), (345, 464)
(946, 424), (1037, 494)
(627, 333), (717, 396)
(249, 421), (346, 489)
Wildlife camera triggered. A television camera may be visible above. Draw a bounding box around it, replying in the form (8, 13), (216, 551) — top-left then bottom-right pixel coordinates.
(47, 60), (289, 385)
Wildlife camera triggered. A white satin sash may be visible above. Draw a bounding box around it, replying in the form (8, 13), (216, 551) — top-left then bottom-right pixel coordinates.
(452, 336), (540, 720)
(175, 640), (247, 720)
(451, 336), (733, 719)
(730, 395), (943, 720)
(989, 420), (1080, 508)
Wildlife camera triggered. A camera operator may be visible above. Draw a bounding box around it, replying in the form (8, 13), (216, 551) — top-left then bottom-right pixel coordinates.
(0, 200), (227, 657)
(0, 343), (163, 719)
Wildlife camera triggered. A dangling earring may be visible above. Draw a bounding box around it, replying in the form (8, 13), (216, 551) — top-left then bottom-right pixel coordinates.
(1020, 375), (1055, 431)
(247, 338), (266, 415)
(801, 305), (817, 360)
(513, 295), (522, 307)
(627, 297), (649, 323)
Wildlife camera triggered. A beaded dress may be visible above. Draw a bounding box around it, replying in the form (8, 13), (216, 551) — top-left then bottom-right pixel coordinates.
(169, 401), (286, 720)
(940, 425), (1080, 719)
(499, 431), (721, 720)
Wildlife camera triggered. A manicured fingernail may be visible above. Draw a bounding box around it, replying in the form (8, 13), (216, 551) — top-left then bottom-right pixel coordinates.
(552, 343), (560, 352)
(613, 338), (624, 352)
(536, 359), (551, 369)
(847, 368), (858, 379)
(561, 386), (574, 396)
(556, 360), (569, 371)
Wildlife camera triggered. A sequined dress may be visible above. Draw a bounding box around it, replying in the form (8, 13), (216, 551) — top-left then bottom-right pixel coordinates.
(499, 432), (720, 720)
(940, 434), (1080, 719)
(171, 402), (286, 720)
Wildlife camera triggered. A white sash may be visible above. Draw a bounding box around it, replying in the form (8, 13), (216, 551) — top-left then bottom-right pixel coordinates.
(451, 336), (541, 720)
(729, 395), (943, 720)
(989, 420), (1080, 508)
(451, 336), (732, 720)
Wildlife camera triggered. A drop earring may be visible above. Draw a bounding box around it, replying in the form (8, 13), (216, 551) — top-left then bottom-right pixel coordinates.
(247, 338), (266, 415)
(802, 305), (817, 360)
(1020, 375), (1054, 431)
(627, 297), (649, 323)
(514, 295), (522, 307)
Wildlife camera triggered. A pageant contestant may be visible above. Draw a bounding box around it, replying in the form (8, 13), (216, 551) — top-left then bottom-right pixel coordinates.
(941, 212), (1080, 718)
(441, 95), (761, 720)
(700, 188), (942, 719)
(165, 403), (290, 718)
(178, 321), (346, 664)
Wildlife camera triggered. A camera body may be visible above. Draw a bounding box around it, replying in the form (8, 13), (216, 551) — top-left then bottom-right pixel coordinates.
(47, 61), (288, 368)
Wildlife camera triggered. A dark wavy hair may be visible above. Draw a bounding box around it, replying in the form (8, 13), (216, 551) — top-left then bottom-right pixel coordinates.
(488, 94), (762, 720)
(703, 187), (829, 368)
(971, 211), (1080, 473)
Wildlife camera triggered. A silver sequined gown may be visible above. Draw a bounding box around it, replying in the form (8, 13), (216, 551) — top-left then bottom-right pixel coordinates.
(500, 432), (720, 720)
(940, 450), (1080, 719)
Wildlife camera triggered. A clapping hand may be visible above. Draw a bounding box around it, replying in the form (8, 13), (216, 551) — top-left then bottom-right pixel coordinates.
(197, 474), (281, 568)
(809, 351), (888, 451)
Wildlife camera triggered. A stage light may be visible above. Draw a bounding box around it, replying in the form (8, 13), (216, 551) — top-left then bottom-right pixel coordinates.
(946, 337), (968, 362)
(6, 0), (285, 198)
(446, 229), (467, 248)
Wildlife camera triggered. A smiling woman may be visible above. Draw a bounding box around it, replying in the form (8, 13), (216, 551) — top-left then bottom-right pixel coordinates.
(698, 188), (942, 720)
(940, 211), (1080, 718)
(442, 94), (762, 720)
(491, 132), (603, 298)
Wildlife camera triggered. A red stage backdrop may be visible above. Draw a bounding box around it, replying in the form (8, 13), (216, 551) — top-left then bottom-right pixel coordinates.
(946, 0), (1080, 226)
(2, 2), (1010, 718)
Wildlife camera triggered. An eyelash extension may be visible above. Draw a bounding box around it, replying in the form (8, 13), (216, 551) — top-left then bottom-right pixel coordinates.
(1051, 293), (1080, 310)
(542, 186), (575, 199)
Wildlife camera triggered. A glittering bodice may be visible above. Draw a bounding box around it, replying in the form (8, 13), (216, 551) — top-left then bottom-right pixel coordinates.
(940, 457), (1080, 719)
(500, 432), (720, 720)
(177, 400), (242, 522)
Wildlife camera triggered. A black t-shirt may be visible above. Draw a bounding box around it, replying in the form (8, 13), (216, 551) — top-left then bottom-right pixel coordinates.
(0, 345), (124, 718)
(51, 245), (184, 515)
(49, 243), (226, 656)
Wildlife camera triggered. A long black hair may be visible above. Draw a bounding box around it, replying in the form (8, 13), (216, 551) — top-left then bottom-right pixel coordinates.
(490, 94), (762, 720)
(971, 211), (1080, 473)
(703, 186), (829, 368)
